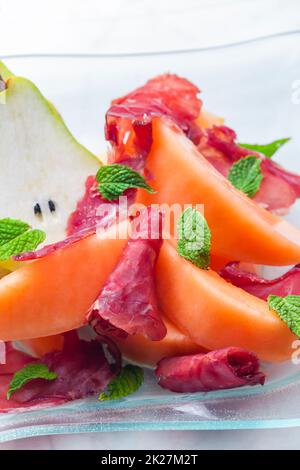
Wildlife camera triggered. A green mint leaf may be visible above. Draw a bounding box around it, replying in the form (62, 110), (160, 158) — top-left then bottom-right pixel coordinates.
(0, 218), (30, 247)
(177, 208), (211, 270)
(239, 138), (290, 159)
(228, 156), (263, 198)
(7, 363), (57, 399)
(96, 164), (155, 201)
(99, 365), (144, 401)
(268, 295), (300, 337)
(0, 218), (46, 260)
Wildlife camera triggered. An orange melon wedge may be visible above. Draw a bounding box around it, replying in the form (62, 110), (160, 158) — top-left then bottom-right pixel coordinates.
(114, 316), (205, 367)
(156, 241), (296, 362)
(0, 222), (295, 361)
(22, 317), (205, 368)
(196, 109), (225, 128)
(0, 222), (129, 341)
(136, 118), (300, 265)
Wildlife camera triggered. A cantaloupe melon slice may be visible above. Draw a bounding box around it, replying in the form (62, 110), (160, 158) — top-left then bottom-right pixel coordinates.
(0, 222), (129, 341)
(196, 109), (224, 128)
(21, 317), (205, 367)
(21, 334), (64, 357)
(137, 118), (300, 265)
(114, 317), (205, 367)
(156, 241), (296, 362)
(0, 219), (295, 361)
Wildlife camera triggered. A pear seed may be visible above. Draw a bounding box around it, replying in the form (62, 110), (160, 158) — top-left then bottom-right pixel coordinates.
(34, 203), (42, 216)
(48, 200), (56, 212)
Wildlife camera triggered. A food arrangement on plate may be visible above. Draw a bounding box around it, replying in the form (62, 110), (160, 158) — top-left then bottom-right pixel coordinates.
(1, 62), (300, 412)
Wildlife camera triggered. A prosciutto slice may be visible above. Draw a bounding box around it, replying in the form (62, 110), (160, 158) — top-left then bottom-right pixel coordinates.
(67, 175), (136, 236)
(87, 207), (167, 341)
(155, 347), (265, 393)
(198, 125), (299, 214)
(14, 228), (95, 261)
(106, 73), (202, 167)
(0, 332), (121, 413)
(262, 158), (300, 198)
(107, 74), (300, 214)
(220, 262), (300, 300)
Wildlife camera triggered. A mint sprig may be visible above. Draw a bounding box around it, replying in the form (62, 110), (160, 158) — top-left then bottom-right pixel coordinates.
(239, 138), (290, 159)
(268, 294), (300, 337)
(228, 156), (263, 198)
(0, 218), (45, 260)
(7, 363), (57, 399)
(96, 164), (155, 201)
(177, 208), (211, 270)
(99, 365), (144, 401)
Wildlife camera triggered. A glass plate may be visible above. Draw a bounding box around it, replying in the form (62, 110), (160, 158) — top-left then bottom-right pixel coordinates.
(1, 30), (300, 442)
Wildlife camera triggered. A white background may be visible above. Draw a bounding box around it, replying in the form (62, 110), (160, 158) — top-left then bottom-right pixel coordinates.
(1, 0), (300, 450)
(1, 0), (300, 56)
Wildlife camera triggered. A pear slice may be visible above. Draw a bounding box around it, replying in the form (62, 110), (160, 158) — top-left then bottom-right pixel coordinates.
(0, 62), (13, 81)
(0, 62), (100, 247)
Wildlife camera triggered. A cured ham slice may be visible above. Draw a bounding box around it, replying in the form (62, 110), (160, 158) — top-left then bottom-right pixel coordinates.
(155, 347), (265, 393)
(0, 332), (120, 412)
(88, 208), (167, 341)
(221, 262), (300, 300)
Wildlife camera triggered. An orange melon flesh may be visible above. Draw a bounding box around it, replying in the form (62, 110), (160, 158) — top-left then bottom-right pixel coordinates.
(156, 241), (296, 362)
(22, 239), (294, 363)
(20, 318), (205, 367)
(136, 118), (300, 265)
(114, 317), (206, 367)
(21, 334), (64, 357)
(210, 254), (231, 271)
(196, 109), (224, 128)
(0, 221), (295, 361)
(0, 222), (129, 341)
